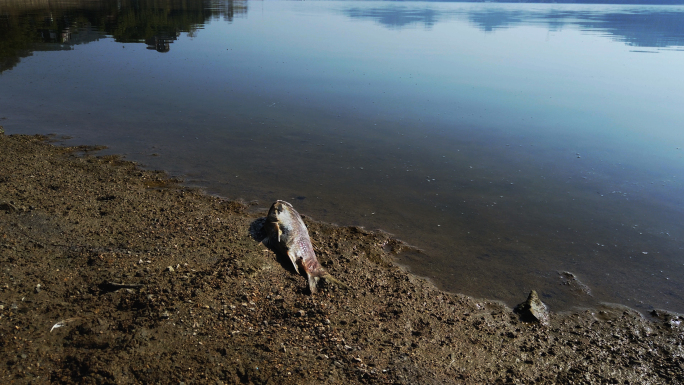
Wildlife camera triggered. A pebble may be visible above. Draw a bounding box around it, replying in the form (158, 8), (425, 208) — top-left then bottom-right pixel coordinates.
(514, 290), (550, 326)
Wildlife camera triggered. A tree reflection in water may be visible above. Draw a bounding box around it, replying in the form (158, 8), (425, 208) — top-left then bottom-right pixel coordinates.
(0, 0), (247, 72)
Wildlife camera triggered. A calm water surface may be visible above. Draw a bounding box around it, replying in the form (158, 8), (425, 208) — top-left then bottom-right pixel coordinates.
(2, 0), (684, 313)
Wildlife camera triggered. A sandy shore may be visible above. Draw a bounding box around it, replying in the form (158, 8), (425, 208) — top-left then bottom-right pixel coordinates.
(1, 132), (683, 384)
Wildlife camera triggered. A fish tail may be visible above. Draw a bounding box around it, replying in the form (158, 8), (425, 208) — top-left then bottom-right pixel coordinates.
(307, 272), (348, 293)
(307, 275), (320, 294)
(321, 273), (349, 290)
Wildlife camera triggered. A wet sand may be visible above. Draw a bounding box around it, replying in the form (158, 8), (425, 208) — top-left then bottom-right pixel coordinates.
(1, 131), (683, 384)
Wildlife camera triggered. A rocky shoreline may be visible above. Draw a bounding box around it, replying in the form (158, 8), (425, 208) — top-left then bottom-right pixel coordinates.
(1, 132), (683, 384)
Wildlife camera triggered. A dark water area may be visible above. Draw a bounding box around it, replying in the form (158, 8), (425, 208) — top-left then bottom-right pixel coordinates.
(1, 0), (684, 314)
(0, 0), (246, 72)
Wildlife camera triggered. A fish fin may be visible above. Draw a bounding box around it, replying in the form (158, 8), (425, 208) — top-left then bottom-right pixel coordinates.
(289, 252), (300, 274)
(275, 223), (282, 243)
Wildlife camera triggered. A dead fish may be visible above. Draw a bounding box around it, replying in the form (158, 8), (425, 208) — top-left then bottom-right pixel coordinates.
(264, 200), (346, 293)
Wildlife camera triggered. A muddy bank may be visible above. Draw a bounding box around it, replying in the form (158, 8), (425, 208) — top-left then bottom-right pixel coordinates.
(1, 132), (683, 384)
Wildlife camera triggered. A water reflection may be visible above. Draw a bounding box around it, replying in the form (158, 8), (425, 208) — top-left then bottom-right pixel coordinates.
(342, 4), (684, 48)
(344, 6), (440, 29)
(4, 1), (682, 73)
(0, 0), (246, 71)
(146, 35), (178, 53)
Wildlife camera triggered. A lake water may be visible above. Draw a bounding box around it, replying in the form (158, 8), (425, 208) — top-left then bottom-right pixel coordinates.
(2, 0), (684, 314)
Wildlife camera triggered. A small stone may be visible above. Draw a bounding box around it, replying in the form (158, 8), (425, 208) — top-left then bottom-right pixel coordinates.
(165, 266), (175, 273)
(35, 284), (41, 293)
(514, 290), (550, 326)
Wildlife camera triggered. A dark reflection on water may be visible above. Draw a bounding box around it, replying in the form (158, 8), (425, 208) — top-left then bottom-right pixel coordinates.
(583, 10), (684, 47)
(343, 4), (684, 48)
(0, 0), (246, 71)
(1, 1), (684, 314)
(344, 6), (440, 29)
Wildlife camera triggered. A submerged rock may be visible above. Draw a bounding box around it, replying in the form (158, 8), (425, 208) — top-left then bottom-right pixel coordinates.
(559, 271), (592, 296)
(515, 290), (550, 326)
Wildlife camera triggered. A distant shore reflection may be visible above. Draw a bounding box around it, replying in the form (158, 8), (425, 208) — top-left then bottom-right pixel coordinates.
(342, 4), (684, 48)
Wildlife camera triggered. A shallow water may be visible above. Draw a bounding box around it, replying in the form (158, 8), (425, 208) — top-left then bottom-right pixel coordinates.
(2, 0), (684, 313)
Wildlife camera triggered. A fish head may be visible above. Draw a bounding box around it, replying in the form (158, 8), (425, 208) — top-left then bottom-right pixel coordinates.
(265, 200), (297, 242)
(267, 200), (300, 223)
